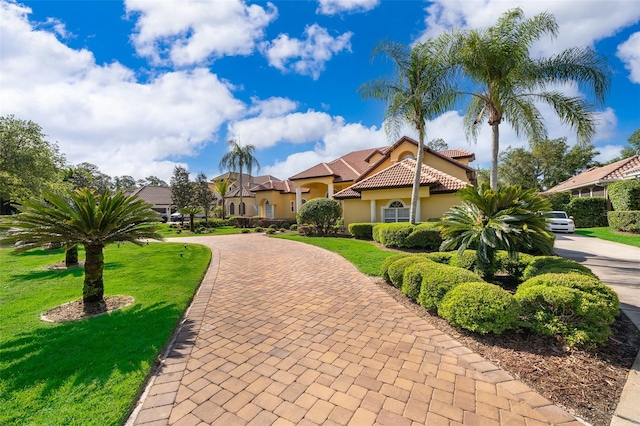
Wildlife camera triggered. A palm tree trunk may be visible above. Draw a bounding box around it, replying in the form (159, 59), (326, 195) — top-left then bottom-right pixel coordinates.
(83, 243), (105, 307)
(65, 245), (79, 266)
(490, 123), (500, 190)
(409, 128), (426, 224)
(239, 162), (244, 216)
(189, 214), (195, 232)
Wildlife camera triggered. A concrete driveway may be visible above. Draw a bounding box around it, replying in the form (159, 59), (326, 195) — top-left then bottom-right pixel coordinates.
(553, 233), (640, 426)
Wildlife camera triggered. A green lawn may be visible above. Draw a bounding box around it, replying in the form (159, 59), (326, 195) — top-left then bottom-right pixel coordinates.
(158, 223), (245, 237)
(0, 242), (211, 426)
(273, 234), (396, 276)
(576, 227), (640, 248)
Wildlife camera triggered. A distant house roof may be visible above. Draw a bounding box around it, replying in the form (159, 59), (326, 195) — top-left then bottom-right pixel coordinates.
(437, 148), (475, 162)
(334, 159), (468, 199)
(126, 186), (172, 208)
(544, 155), (640, 193)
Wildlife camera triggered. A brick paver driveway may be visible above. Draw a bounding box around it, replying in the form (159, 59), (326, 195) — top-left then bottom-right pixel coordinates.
(128, 234), (579, 426)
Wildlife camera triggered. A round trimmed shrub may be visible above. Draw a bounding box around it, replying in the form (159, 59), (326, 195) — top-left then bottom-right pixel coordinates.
(296, 198), (342, 236)
(521, 256), (596, 281)
(387, 255), (431, 289)
(424, 251), (455, 265)
(348, 223), (375, 240)
(438, 282), (520, 334)
(515, 273), (620, 346)
(417, 264), (484, 310)
(404, 223), (443, 250)
(380, 253), (411, 282)
(401, 260), (436, 301)
(449, 250), (477, 271)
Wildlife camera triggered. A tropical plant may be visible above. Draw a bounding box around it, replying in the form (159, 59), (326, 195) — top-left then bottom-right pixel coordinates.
(180, 202), (203, 233)
(219, 138), (260, 217)
(359, 40), (455, 223)
(0, 188), (162, 311)
(212, 177), (231, 219)
(438, 8), (610, 189)
(439, 184), (554, 278)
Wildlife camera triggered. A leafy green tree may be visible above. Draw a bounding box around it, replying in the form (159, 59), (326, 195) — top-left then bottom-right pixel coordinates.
(65, 162), (113, 194)
(500, 138), (599, 190)
(296, 198), (342, 236)
(195, 172), (214, 222)
(170, 166), (193, 224)
(427, 138), (449, 151)
(439, 8), (610, 190)
(180, 196), (203, 232)
(0, 188), (162, 311)
(439, 184), (554, 278)
(613, 128), (640, 161)
(137, 176), (168, 187)
(0, 115), (65, 213)
(219, 139), (260, 216)
(359, 41), (455, 224)
(212, 178), (231, 219)
(114, 175), (137, 190)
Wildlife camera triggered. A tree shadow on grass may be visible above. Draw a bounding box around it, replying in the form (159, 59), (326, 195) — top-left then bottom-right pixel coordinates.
(0, 301), (184, 424)
(9, 261), (126, 281)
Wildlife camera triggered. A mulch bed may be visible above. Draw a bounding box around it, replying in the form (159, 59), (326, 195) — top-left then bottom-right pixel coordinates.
(373, 278), (640, 426)
(41, 295), (135, 322)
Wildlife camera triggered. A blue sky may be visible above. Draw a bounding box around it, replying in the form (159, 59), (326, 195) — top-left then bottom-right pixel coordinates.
(1, 0), (639, 183)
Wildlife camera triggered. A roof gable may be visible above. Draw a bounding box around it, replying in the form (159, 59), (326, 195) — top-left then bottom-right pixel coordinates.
(545, 155), (640, 192)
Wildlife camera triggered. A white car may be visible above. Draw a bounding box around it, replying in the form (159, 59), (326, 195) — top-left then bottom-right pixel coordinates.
(545, 211), (575, 233)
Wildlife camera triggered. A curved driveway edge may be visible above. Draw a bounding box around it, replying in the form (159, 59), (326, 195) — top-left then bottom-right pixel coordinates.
(127, 234), (580, 426)
(554, 234), (640, 426)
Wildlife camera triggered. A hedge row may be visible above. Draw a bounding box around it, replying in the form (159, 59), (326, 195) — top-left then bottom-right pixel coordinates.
(607, 211), (640, 233)
(349, 222), (443, 250)
(381, 252), (619, 346)
(567, 197), (608, 228)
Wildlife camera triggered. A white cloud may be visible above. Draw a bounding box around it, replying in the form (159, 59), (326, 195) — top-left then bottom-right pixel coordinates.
(125, 0), (277, 66)
(419, 1), (640, 56)
(317, 0), (379, 15)
(246, 97), (298, 118)
(0, 1), (245, 182)
(262, 24), (352, 79)
(595, 144), (624, 163)
(617, 32), (640, 84)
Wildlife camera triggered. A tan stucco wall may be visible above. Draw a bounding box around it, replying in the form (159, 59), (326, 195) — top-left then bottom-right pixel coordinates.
(419, 193), (461, 220)
(255, 192), (297, 219)
(342, 199), (374, 226)
(423, 154), (469, 181)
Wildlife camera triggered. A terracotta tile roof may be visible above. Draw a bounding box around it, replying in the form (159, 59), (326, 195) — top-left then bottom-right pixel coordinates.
(226, 186), (255, 198)
(250, 179), (308, 194)
(289, 148), (379, 181)
(624, 164), (640, 177)
(544, 155), (640, 193)
(437, 148), (475, 161)
(334, 159), (468, 199)
(126, 186), (172, 207)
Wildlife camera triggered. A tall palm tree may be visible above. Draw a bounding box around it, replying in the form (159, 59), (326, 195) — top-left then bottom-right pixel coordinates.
(439, 8), (610, 189)
(219, 138), (260, 216)
(439, 184), (554, 278)
(0, 188), (162, 310)
(212, 178), (231, 219)
(359, 41), (455, 224)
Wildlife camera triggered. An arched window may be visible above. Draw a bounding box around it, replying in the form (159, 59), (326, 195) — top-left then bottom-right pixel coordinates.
(383, 200), (410, 223)
(264, 200), (274, 219)
(580, 188), (590, 197)
(229, 202), (235, 215)
(400, 153), (415, 160)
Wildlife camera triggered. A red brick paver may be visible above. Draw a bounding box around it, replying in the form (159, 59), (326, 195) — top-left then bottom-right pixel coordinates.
(127, 234), (577, 425)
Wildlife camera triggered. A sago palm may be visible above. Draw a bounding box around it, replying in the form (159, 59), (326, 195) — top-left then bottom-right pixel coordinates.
(359, 40), (456, 224)
(219, 139), (260, 216)
(439, 184), (553, 278)
(439, 8), (610, 189)
(212, 178), (231, 219)
(0, 188), (163, 309)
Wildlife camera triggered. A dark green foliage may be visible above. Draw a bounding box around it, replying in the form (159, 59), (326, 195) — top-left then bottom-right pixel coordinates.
(516, 273), (619, 346)
(373, 223), (414, 247)
(348, 223), (375, 240)
(607, 211), (640, 233)
(296, 198), (342, 236)
(290, 224), (298, 231)
(608, 180), (640, 211)
(567, 196), (608, 228)
(380, 253), (411, 281)
(194, 218), (234, 228)
(387, 255), (431, 288)
(448, 249), (477, 271)
(439, 283), (520, 334)
(540, 191), (572, 211)
(417, 264), (484, 310)
(404, 223), (443, 250)
(495, 251), (535, 280)
(423, 251), (455, 264)
(401, 261), (436, 300)
(522, 256), (597, 280)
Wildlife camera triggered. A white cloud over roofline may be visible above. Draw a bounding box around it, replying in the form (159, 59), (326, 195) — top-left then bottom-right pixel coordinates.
(617, 32), (640, 84)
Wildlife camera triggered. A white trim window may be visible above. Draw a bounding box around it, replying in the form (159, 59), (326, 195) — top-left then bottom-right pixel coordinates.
(383, 200), (410, 223)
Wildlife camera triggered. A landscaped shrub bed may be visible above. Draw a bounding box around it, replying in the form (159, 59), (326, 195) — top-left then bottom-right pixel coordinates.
(607, 211), (640, 233)
(348, 222), (375, 239)
(372, 222), (442, 249)
(381, 250), (620, 347)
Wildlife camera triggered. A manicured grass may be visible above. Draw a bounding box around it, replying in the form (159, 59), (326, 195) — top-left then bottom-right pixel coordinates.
(576, 227), (640, 248)
(273, 234), (396, 276)
(159, 223), (245, 237)
(0, 242), (211, 426)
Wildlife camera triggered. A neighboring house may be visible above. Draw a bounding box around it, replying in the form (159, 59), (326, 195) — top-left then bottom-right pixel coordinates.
(543, 155), (640, 199)
(291, 136), (476, 227)
(125, 186), (172, 219)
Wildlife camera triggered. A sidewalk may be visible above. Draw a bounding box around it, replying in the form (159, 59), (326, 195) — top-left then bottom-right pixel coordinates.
(127, 234), (582, 425)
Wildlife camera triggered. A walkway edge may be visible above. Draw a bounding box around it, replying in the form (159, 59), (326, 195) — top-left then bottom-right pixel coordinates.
(124, 245), (221, 426)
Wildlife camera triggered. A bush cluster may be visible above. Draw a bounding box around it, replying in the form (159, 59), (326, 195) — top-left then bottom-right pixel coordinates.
(381, 249), (619, 346)
(296, 198), (342, 236)
(372, 222), (442, 250)
(607, 211), (640, 233)
(608, 180), (640, 211)
(348, 223), (375, 240)
(567, 197), (608, 228)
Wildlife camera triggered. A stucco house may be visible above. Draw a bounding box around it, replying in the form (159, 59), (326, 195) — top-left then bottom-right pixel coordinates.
(291, 136), (476, 227)
(125, 186), (172, 219)
(543, 155), (640, 199)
